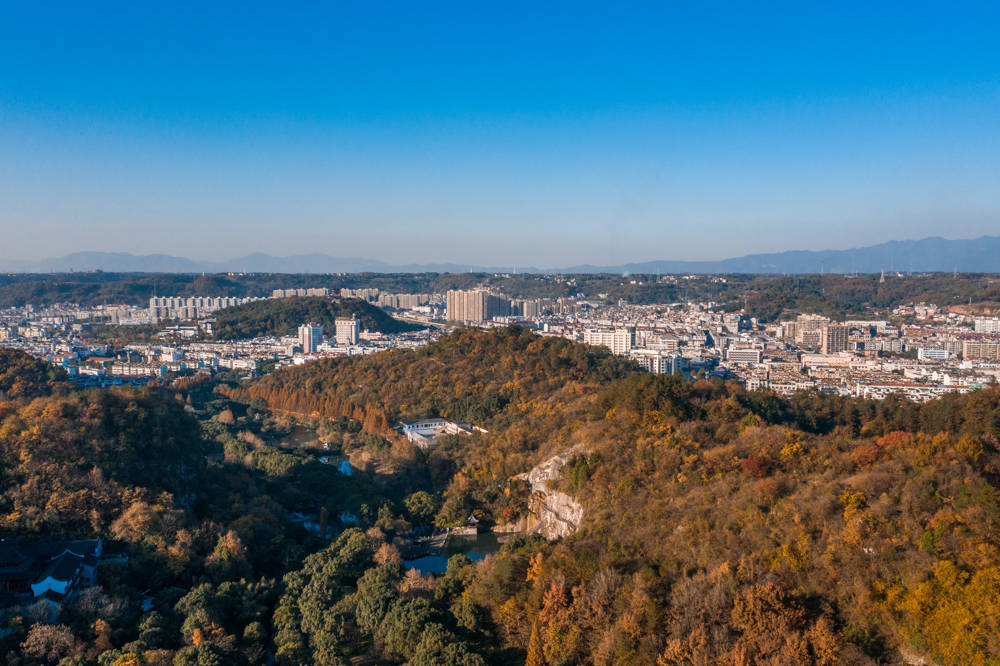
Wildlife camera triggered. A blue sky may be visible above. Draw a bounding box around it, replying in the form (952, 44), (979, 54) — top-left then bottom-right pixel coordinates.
(1, 2), (998, 266)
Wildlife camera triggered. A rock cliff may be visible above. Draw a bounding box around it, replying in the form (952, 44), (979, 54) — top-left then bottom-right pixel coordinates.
(517, 450), (584, 540)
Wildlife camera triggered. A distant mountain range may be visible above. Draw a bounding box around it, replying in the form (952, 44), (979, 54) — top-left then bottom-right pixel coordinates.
(2, 236), (999, 274)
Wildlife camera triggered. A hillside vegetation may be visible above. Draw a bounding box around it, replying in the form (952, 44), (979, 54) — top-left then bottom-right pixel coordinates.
(237, 328), (1000, 665)
(212, 296), (423, 340)
(0, 348), (70, 399)
(2, 335), (1000, 664)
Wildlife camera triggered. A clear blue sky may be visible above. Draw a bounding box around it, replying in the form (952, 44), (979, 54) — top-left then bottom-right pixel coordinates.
(1, 1), (998, 267)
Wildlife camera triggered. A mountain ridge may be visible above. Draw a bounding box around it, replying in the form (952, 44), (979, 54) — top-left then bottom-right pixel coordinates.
(2, 235), (998, 274)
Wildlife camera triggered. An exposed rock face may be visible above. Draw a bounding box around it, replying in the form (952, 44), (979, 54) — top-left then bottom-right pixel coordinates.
(518, 451), (584, 540)
(898, 647), (938, 666)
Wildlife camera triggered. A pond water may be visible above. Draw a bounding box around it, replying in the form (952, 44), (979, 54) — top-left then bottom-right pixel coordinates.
(404, 532), (514, 575)
(278, 427), (353, 475)
(278, 425), (318, 448)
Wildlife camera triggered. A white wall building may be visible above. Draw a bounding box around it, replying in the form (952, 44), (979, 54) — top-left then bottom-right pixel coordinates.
(334, 318), (360, 346)
(583, 327), (634, 355)
(974, 318), (1000, 334)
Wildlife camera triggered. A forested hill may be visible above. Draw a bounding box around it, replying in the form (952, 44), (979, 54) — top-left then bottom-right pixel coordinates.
(232, 326), (638, 431)
(212, 296), (424, 340)
(0, 349), (207, 540)
(0, 348), (70, 398)
(232, 327), (1000, 664)
(3, 335), (1000, 663)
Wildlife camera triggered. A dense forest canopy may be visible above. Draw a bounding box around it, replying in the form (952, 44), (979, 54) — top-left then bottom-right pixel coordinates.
(232, 328), (1000, 665)
(2, 271), (1000, 320)
(211, 297), (423, 340)
(0, 349), (70, 399)
(235, 327), (637, 429)
(1, 331), (1000, 664)
(0, 387), (205, 537)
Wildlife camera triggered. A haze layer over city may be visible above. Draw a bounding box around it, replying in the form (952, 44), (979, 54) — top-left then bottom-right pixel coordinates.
(1, 4), (1000, 666)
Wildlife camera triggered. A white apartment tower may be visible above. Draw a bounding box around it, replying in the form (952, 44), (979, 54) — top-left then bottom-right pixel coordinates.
(583, 327), (634, 355)
(335, 317), (360, 346)
(974, 318), (1000, 334)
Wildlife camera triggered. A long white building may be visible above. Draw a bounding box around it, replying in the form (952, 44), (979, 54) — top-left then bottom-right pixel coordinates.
(149, 296), (261, 321)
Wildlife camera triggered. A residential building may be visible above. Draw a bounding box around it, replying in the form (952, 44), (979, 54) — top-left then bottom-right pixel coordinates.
(583, 327), (634, 354)
(341, 288), (380, 301)
(726, 348), (762, 364)
(272, 288), (329, 298)
(974, 318), (1000, 334)
(629, 349), (685, 374)
(963, 341), (1000, 360)
(298, 323), (323, 353)
(821, 325), (850, 354)
(446, 289), (511, 323)
(149, 296), (259, 321)
(334, 318), (360, 346)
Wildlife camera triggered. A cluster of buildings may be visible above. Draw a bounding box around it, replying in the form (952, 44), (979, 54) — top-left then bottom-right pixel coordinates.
(149, 296), (261, 321)
(6, 278), (1000, 404)
(0, 294), (437, 386)
(297, 317), (360, 353)
(0, 539), (102, 608)
(271, 287), (331, 298)
(437, 292), (1000, 403)
(444, 289), (588, 323)
(397, 418), (485, 448)
(445, 289), (512, 323)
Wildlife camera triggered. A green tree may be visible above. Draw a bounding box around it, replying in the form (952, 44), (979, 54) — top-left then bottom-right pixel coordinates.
(404, 491), (439, 525)
(411, 623), (487, 666)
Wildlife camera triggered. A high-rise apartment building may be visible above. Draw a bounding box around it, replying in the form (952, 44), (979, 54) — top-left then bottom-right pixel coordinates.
(334, 318), (360, 345)
(583, 327), (634, 355)
(376, 293), (431, 309)
(628, 349), (684, 374)
(272, 288), (329, 298)
(341, 288), (380, 301)
(963, 341), (1000, 360)
(446, 290), (510, 323)
(974, 318), (1000, 334)
(821, 325), (849, 354)
(298, 323), (323, 353)
(149, 296), (260, 321)
(793, 314), (830, 346)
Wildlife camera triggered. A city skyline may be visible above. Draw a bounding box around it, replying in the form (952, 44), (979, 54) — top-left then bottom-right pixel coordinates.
(2, 3), (999, 265)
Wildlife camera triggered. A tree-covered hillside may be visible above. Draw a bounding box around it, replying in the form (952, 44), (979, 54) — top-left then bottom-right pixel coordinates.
(2, 334), (1000, 664)
(236, 326), (635, 426)
(234, 328), (1000, 665)
(0, 349), (415, 664)
(212, 296), (423, 340)
(0, 348), (70, 399)
(0, 387), (205, 536)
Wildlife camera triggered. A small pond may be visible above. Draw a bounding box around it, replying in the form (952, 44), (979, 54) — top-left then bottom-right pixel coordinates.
(404, 532), (516, 575)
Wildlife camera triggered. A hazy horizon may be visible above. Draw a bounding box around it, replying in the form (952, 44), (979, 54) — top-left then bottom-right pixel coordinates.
(2, 4), (999, 265)
(2, 233), (999, 268)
